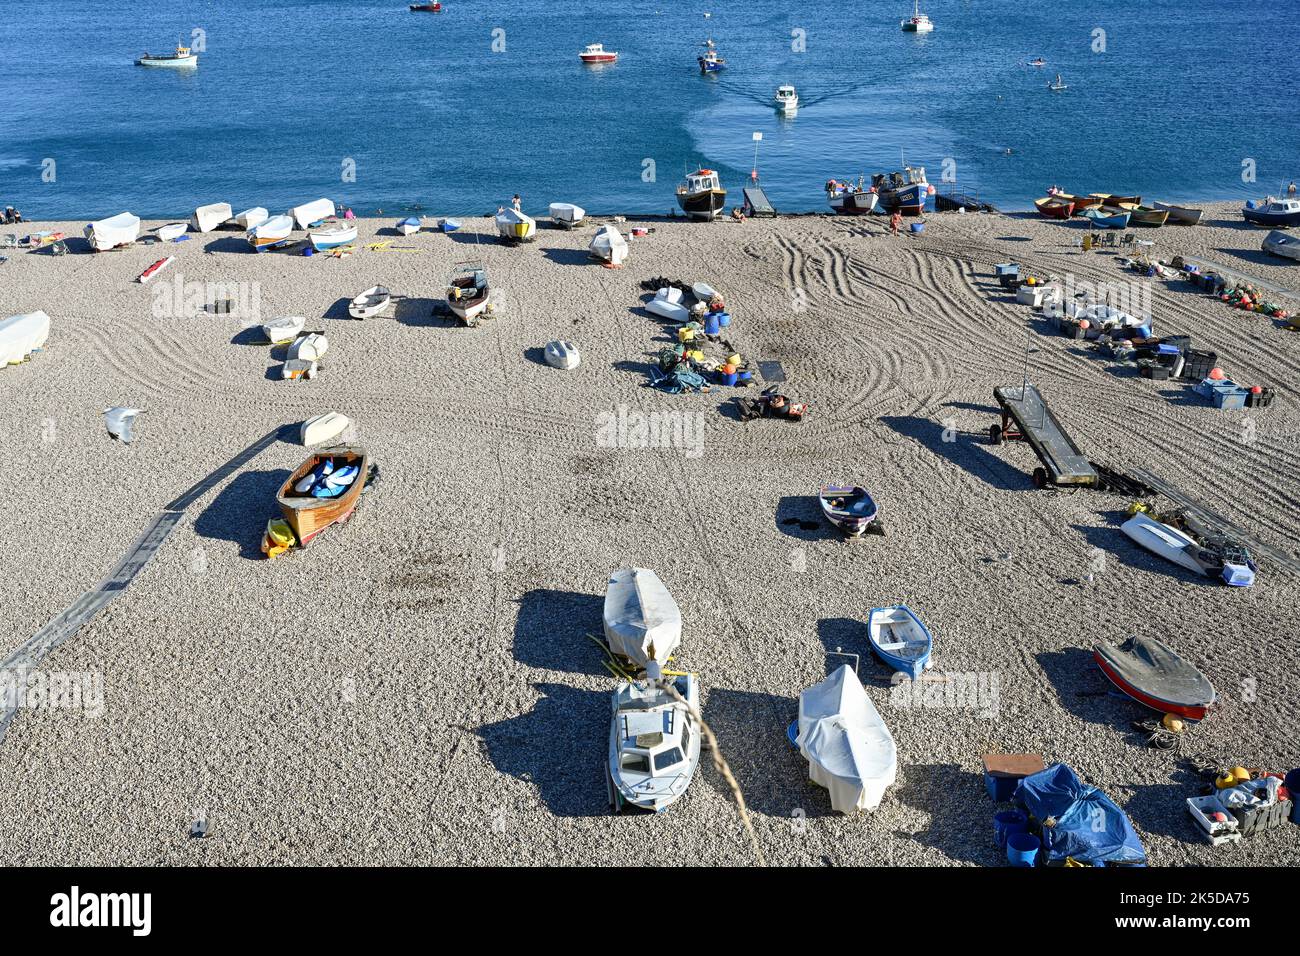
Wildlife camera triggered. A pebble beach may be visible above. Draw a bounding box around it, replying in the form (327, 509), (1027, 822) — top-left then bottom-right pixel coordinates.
(0, 203), (1297, 866)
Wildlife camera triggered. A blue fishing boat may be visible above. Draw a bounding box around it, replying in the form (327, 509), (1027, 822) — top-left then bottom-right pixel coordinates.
(439, 218), (462, 233)
(698, 39), (726, 74)
(396, 215), (421, 235)
(871, 166), (932, 216)
(1082, 207), (1131, 230)
(867, 605), (933, 679)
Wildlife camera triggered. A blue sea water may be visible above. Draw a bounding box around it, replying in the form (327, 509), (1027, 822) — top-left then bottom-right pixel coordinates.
(1, 0), (1296, 219)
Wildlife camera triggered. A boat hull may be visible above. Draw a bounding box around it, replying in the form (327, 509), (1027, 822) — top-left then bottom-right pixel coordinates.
(247, 214), (295, 251)
(676, 189), (727, 220)
(828, 191), (879, 215)
(867, 605), (933, 680)
(1034, 197), (1075, 219)
(136, 55), (197, 68)
(276, 446), (370, 547)
(1082, 208), (1131, 229)
(1243, 207), (1300, 228)
(1121, 512), (1210, 577)
(1152, 202), (1203, 225)
(876, 182), (929, 216)
(309, 225), (358, 251)
(1262, 230), (1300, 261)
(818, 485), (879, 536)
(1093, 636), (1215, 720)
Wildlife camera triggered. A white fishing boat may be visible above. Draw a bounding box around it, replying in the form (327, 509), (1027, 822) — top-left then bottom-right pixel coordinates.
(156, 222), (188, 242)
(395, 215), (422, 235)
(235, 207), (269, 230)
(495, 207), (536, 242)
(135, 44), (198, 68)
(446, 262), (491, 325)
(675, 168), (726, 220)
(588, 224), (628, 265)
(308, 222), (357, 251)
(289, 198), (336, 229)
(544, 339), (580, 370)
(348, 285), (391, 320)
(606, 669), (701, 814)
(300, 412), (351, 447)
(825, 177), (880, 215)
(262, 316), (306, 345)
(288, 332), (329, 362)
(548, 202), (586, 228)
(901, 0), (934, 32)
(795, 665), (897, 813)
(247, 214), (295, 251)
(84, 212), (140, 251)
(191, 202), (232, 233)
(0, 311), (51, 366)
(774, 84), (799, 113)
(603, 567), (682, 669)
(579, 43), (618, 64)
(1121, 510), (1212, 578)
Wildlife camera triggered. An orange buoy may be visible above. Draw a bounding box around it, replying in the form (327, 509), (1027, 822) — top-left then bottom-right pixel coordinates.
(1250, 385), (1263, 394)
(1209, 367), (1225, 380)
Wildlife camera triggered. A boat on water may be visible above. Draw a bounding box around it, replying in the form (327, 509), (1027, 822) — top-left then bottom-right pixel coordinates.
(276, 446), (371, 548)
(263, 316), (307, 345)
(1082, 207), (1131, 230)
(774, 84), (799, 113)
(818, 485), (881, 536)
(84, 212), (140, 251)
(1048, 74), (1067, 91)
(348, 285), (391, 320)
(446, 261), (490, 325)
(308, 222), (358, 251)
(676, 168), (727, 220)
(289, 198), (336, 229)
(603, 567), (682, 670)
(901, 0), (934, 32)
(1242, 196), (1300, 228)
(548, 202), (586, 228)
(589, 224), (628, 265)
(1262, 229), (1300, 261)
(495, 207), (536, 242)
(826, 177), (879, 215)
(868, 604), (934, 680)
(698, 39), (726, 73)
(1034, 196), (1075, 219)
(606, 670), (701, 814)
(409, 2), (442, 10)
(235, 207), (268, 230)
(1152, 201), (1203, 226)
(579, 43), (618, 64)
(191, 202), (232, 233)
(0, 311), (51, 367)
(1028, 57), (1046, 67)
(872, 166), (932, 215)
(1093, 636), (1215, 721)
(135, 44), (198, 68)
(793, 665), (896, 814)
(396, 215), (421, 235)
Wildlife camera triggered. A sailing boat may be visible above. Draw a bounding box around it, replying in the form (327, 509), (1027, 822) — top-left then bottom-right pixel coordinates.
(1048, 73), (1068, 91)
(901, 0), (934, 32)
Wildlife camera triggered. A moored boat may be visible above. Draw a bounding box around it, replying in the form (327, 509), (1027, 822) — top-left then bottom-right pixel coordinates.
(867, 604), (933, 680)
(276, 446), (371, 547)
(1089, 192), (1141, 207)
(826, 177), (879, 215)
(409, 2), (442, 10)
(603, 567), (681, 669)
(606, 670), (701, 814)
(247, 214), (295, 251)
(872, 166), (932, 215)
(1093, 635), (1215, 721)
(1152, 201), (1203, 225)
(818, 484), (881, 536)
(1242, 196), (1300, 228)
(135, 44), (198, 68)
(446, 261), (490, 325)
(1034, 196), (1075, 219)
(1126, 205), (1169, 227)
(793, 665), (896, 813)
(84, 212), (141, 251)
(308, 222), (358, 251)
(348, 285), (391, 320)
(676, 168), (727, 220)
(901, 0), (934, 32)
(579, 43), (617, 64)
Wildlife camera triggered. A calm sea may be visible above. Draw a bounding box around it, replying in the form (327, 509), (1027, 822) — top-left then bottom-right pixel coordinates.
(1, 0), (1296, 219)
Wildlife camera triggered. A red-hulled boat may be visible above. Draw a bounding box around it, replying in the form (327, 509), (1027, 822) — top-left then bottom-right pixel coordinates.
(410, 2), (442, 11)
(1093, 636), (1215, 720)
(1034, 196), (1075, 219)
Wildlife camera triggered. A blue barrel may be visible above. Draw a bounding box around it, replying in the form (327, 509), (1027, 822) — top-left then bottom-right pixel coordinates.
(704, 313), (721, 336)
(721, 371), (738, 386)
(993, 809), (1028, 849)
(716, 311), (732, 328)
(1006, 832), (1040, 867)
(1285, 769), (1300, 824)
(910, 221), (926, 234)
(736, 370), (752, 383)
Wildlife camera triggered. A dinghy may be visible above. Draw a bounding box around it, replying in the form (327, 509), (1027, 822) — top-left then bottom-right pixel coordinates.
(818, 484), (881, 537)
(191, 202), (232, 233)
(263, 316), (306, 345)
(0, 311), (50, 366)
(446, 262), (490, 325)
(289, 198), (336, 229)
(1121, 510), (1213, 578)
(439, 218), (462, 233)
(495, 208), (536, 242)
(156, 222), (188, 241)
(308, 223), (357, 251)
(1034, 196), (1075, 219)
(84, 212), (140, 251)
(1262, 230), (1300, 261)
(606, 670), (701, 814)
(794, 665), (896, 813)
(247, 214), (294, 251)
(646, 287), (689, 323)
(867, 605), (933, 680)
(1081, 207), (1130, 230)
(1093, 635), (1215, 720)
(235, 207), (269, 230)
(300, 411), (350, 446)
(396, 215), (422, 236)
(348, 286), (391, 320)
(588, 224), (628, 265)
(548, 203), (586, 228)
(276, 446), (370, 547)
(288, 331), (328, 362)
(603, 567), (682, 669)
(544, 339), (580, 370)
(1152, 201), (1203, 225)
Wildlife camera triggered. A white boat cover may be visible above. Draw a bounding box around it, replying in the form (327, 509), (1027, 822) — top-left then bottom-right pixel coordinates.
(300, 411), (350, 446)
(549, 202), (586, 225)
(0, 311), (51, 366)
(84, 212), (140, 250)
(156, 222), (188, 241)
(646, 287), (689, 322)
(495, 208), (536, 239)
(249, 214), (294, 241)
(289, 332), (328, 361)
(603, 568), (682, 667)
(290, 198), (335, 229)
(236, 207), (269, 229)
(589, 224), (628, 265)
(797, 665), (897, 813)
(191, 202), (232, 233)
(263, 316), (306, 344)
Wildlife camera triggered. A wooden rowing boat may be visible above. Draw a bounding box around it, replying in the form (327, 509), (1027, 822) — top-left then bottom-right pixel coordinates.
(1152, 201), (1203, 225)
(277, 445), (371, 546)
(1089, 192), (1141, 207)
(1127, 205), (1169, 227)
(1034, 196), (1075, 219)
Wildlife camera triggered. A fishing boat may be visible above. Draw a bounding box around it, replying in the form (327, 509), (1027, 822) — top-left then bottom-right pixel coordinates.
(439, 218), (462, 233)
(276, 446), (371, 547)
(1034, 196), (1075, 219)
(348, 285), (391, 320)
(697, 39), (726, 74)
(156, 222), (188, 241)
(871, 166), (932, 216)
(606, 670), (701, 814)
(1046, 190), (1101, 214)
(1089, 192), (1141, 206)
(792, 665), (896, 813)
(774, 84), (799, 113)
(495, 207), (536, 242)
(0, 311), (50, 366)
(135, 44), (198, 68)
(446, 261), (490, 325)
(263, 316), (306, 345)
(288, 332), (328, 362)
(191, 202), (232, 233)
(300, 412), (350, 447)
(289, 198), (336, 229)
(1152, 201), (1203, 225)
(247, 214), (295, 251)
(867, 605), (933, 680)
(84, 212), (140, 251)
(589, 224), (628, 265)
(1081, 207), (1131, 230)
(818, 484), (881, 536)
(409, 2), (442, 10)
(1262, 230), (1300, 261)
(1047, 73), (1067, 91)
(579, 43), (618, 64)
(676, 168), (727, 220)
(548, 202), (586, 229)
(901, 0), (934, 32)
(1120, 205), (1169, 227)
(1242, 196), (1300, 228)
(396, 215), (421, 235)
(308, 222), (358, 251)
(1028, 57), (1046, 67)
(603, 567), (681, 669)
(825, 177), (879, 215)
(1093, 635), (1215, 721)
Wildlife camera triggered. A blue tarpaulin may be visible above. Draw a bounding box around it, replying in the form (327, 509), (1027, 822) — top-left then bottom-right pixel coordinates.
(1014, 763), (1146, 866)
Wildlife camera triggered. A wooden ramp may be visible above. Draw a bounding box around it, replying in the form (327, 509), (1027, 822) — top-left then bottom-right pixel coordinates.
(742, 186), (777, 217)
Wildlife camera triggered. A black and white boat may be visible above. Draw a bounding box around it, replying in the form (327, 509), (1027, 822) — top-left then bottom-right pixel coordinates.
(675, 168), (727, 220)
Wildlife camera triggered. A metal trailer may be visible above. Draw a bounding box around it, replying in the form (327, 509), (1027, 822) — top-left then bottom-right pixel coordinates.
(742, 186), (777, 218)
(990, 384), (1098, 489)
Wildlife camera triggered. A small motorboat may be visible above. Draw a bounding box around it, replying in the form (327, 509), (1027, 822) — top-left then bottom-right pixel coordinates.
(826, 177), (879, 215)
(818, 485), (881, 537)
(901, 0), (934, 32)
(1082, 207), (1131, 229)
(1034, 196), (1075, 219)
(579, 43), (618, 64)
(866, 605), (933, 680)
(0, 311), (51, 366)
(275, 446), (371, 548)
(446, 261), (491, 326)
(603, 567), (682, 669)
(84, 212), (141, 251)
(289, 198), (336, 229)
(793, 665), (896, 813)
(409, 2), (442, 10)
(697, 39), (726, 73)
(156, 222), (188, 242)
(1242, 196), (1300, 228)
(495, 207), (536, 242)
(288, 331), (328, 362)
(1263, 229), (1300, 261)
(191, 202), (232, 233)
(348, 285), (391, 320)
(308, 222), (358, 251)
(300, 412), (350, 446)
(676, 168), (726, 220)
(263, 316), (306, 345)
(247, 214), (295, 251)
(1093, 635), (1215, 720)
(396, 215), (422, 235)
(1047, 74), (1067, 91)
(1152, 201), (1203, 225)
(774, 84), (799, 113)
(544, 339), (580, 370)
(235, 207), (269, 230)
(135, 44), (198, 68)
(589, 224), (628, 265)
(548, 202), (586, 228)
(606, 670), (701, 814)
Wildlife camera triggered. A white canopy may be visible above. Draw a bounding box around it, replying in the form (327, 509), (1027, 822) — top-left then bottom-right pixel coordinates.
(84, 212), (140, 250)
(603, 568), (681, 667)
(0, 311), (51, 366)
(797, 665), (897, 813)
(589, 224), (628, 265)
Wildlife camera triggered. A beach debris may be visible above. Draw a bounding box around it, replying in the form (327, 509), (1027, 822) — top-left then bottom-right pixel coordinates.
(1185, 760), (1296, 844)
(280, 359), (319, 381)
(189, 814), (209, 839)
(543, 340), (580, 370)
(261, 518), (296, 559)
(300, 412), (351, 446)
(104, 406), (143, 443)
(1009, 764), (1146, 866)
(735, 393), (806, 421)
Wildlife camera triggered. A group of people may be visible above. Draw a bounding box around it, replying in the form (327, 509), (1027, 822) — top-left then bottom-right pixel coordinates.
(2, 206), (24, 224)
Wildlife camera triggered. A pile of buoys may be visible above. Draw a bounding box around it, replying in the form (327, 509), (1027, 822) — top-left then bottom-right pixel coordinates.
(1221, 286), (1292, 319)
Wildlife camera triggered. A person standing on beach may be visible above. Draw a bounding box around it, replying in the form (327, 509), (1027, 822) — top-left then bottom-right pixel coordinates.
(890, 210), (902, 236)
(511, 194), (522, 211)
(1289, 181), (1297, 197)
